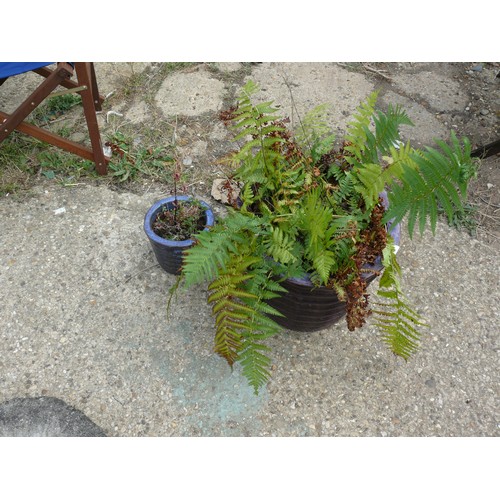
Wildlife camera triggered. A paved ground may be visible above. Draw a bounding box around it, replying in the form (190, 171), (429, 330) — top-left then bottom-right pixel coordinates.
(0, 62), (498, 437)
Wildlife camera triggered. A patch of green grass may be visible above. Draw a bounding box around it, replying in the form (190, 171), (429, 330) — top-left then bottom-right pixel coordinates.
(0, 96), (85, 192)
(0, 133), (34, 170)
(0, 128), (178, 193)
(104, 131), (176, 183)
(38, 150), (96, 180)
(1, 131), (95, 173)
(55, 125), (73, 139)
(0, 182), (20, 196)
(32, 94), (81, 124)
(439, 201), (478, 236)
(121, 71), (149, 97)
(159, 62), (199, 76)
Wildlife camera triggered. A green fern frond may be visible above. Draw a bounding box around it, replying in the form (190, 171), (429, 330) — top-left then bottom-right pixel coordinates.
(382, 141), (414, 181)
(299, 189), (332, 240)
(210, 296), (256, 316)
(371, 104), (414, 157)
(182, 211), (261, 287)
(311, 249), (336, 285)
(187, 207), (285, 392)
(373, 290), (424, 359)
(295, 190), (360, 284)
(208, 281), (259, 304)
(295, 103), (331, 142)
(235, 156), (268, 193)
(295, 103), (336, 161)
(237, 288), (284, 394)
(327, 167), (357, 207)
(231, 81), (283, 137)
(384, 133), (476, 237)
(344, 91), (379, 161)
(238, 78), (259, 98)
(182, 230), (236, 287)
(207, 252), (262, 366)
(244, 263), (288, 301)
(264, 225), (298, 264)
(233, 110), (281, 133)
(372, 240), (427, 359)
(238, 340), (273, 395)
(353, 162), (384, 208)
(344, 94), (413, 170)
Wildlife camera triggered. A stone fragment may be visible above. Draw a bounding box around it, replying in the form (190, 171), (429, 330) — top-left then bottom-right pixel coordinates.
(0, 397), (106, 437)
(211, 179), (243, 206)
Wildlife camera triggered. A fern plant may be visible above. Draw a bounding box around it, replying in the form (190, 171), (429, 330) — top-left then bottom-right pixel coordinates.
(179, 81), (478, 394)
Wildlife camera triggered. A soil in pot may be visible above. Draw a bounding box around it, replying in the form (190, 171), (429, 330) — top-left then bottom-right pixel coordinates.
(152, 199), (206, 241)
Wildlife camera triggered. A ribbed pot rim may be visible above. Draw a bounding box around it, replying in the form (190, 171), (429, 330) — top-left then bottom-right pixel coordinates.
(143, 195), (214, 247)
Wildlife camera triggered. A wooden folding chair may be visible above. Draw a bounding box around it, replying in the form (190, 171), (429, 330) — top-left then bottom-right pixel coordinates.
(0, 62), (109, 175)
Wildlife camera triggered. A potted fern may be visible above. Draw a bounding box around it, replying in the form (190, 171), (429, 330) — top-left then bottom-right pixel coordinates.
(179, 80), (478, 394)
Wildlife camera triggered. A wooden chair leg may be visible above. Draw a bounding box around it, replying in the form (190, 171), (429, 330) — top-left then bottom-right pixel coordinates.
(0, 63), (73, 142)
(74, 63), (108, 175)
(89, 63), (104, 110)
(0, 110), (106, 163)
(0, 62), (109, 175)
(33, 64), (105, 108)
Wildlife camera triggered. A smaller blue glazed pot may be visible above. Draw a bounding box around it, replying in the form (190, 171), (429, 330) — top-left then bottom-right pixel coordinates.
(144, 195), (214, 275)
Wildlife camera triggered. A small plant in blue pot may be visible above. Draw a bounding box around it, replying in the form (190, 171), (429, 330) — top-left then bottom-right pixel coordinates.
(144, 164), (214, 274)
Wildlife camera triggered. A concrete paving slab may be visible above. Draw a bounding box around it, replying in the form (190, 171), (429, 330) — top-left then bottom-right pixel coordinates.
(94, 62), (151, 96)
(155, 68), (226, 117)
(0, 180), (497, 437)
(392, 71), (469, 111)
(247, 62), (375, 134)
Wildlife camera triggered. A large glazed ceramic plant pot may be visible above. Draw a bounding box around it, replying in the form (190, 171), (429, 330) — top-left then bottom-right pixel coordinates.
(267, 194), (401, 332)
(144, 195), (214, 275)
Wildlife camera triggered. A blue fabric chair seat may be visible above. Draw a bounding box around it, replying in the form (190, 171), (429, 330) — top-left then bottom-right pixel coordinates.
(0, 63), (53, 79)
